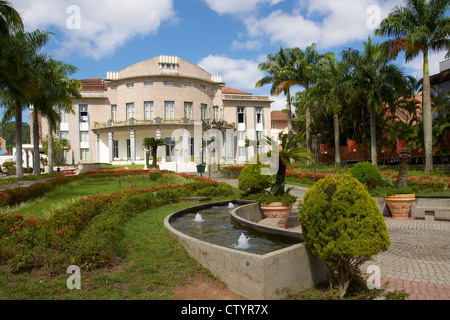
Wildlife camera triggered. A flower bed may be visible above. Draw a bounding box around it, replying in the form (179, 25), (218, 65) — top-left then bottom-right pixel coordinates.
(0, 175), (82, 208)
(0, 172), (234, 273)
(287, 167), (449, 193)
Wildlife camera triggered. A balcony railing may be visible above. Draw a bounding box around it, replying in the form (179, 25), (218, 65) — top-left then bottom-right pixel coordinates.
(222, 94), (271, 101)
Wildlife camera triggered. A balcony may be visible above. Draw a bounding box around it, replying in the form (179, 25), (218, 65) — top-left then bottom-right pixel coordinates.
(222, 94), (271, 102)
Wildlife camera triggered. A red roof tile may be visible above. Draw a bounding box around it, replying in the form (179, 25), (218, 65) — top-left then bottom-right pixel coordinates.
(271, 110), (295, 120)
(221, 87), (252, 95)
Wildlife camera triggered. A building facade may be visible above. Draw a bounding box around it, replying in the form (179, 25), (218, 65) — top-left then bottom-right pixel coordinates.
(38, 55), (273, 172)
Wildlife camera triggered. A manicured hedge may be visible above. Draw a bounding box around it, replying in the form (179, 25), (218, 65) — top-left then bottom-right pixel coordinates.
(0, 172), (234, 273)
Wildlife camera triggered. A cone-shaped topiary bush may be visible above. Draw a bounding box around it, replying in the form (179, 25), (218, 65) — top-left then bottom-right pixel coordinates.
(238, 162), (272, 194)
(298, 174), (390, 297)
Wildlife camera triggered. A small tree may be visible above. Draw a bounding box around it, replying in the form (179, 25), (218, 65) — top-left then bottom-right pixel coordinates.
(142, 137), (165, 167)
(264, 132), (314, 196)
(298, 174), (390, 297)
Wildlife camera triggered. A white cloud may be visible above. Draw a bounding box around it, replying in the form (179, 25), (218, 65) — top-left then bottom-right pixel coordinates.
(13, 0), (176, 60)
(202, 0), (283, 15)
(405, 50), (449, 78)
(221, 0), (406, 51)
(198, 55), (263, 91)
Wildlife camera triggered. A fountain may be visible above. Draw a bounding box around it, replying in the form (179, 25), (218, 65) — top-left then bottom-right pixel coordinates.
(233, 233), (250, 250)
(169, 202), (298, 255)
(193, 213), (204, 222)
(164, 200), (329, 300)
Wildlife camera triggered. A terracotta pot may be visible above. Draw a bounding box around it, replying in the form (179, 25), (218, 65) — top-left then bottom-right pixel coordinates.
(385, 194), (415, 220)
(260, 202), (293, 228)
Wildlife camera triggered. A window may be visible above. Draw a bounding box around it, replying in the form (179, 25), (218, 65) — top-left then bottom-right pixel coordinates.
(80, 131), (89, 143)
(127, 139), (131, 159)
(144, 101), (154, 120)
(79, 105), (88, 123)
(237, 107), (245, 124)
(165, 138), (175, 162)
(184, 102), (193, 120)
(164, 80), (174, 86)
(110, 84), (117, 90)
(201, 104), (208, 120)
(164, 101), (175, 120)
(80, 149), (89, 161)
(183, 82), (192, 88)
(57, 106), (69, 123)
(126, 83), (134, 89)
(212, 106), (219, 121)
(200, 84), (207, 91)
(144, 81), (153, 87)
(126, 103), (135, 120)
(113, 140), (119, 159)
(111, 105), (117, 121)
(271, 121), (276, 130)
(60, 131), (69, 140)
(255, 107), (263, 124)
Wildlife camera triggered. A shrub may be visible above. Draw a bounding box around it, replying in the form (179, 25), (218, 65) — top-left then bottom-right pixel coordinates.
(149, 171), (163, 181)
(350, 162), (384, 189)
(298, 174), (390, 297)
(238, 163), (272, 194)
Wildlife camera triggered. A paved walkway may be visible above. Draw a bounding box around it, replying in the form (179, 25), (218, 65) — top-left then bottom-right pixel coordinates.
(215, 178), (450, 300)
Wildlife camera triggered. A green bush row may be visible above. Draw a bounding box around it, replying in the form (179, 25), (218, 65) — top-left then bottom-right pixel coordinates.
(0, 177), (233, 273)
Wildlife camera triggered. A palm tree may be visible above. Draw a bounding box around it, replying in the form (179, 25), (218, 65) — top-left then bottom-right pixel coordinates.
(344, 37), (407, 167)
(375, 0), (450, 172)
(263, 132), (314, 196)
(308, 53), (354, 166)
(142, 137), (166, 167)
(31, 58), (81, 174)
(256, 47), (296, 137)
(0, 0), (23, 35)
(0, 29), (51, 178)
(274, 44), (329, 147)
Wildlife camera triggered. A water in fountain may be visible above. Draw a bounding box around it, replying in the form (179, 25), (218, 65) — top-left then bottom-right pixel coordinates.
(233, 233), (250, 250)
(193, 213), (204, 222)
(228, 203), (235, 208)
(171, 204), (299, 255)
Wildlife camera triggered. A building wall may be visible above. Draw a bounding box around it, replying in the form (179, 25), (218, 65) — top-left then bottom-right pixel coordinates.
(36, 56), (273, 170)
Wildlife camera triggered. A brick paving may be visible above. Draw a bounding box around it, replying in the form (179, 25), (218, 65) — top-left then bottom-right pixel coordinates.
(215, 178), (450, 300)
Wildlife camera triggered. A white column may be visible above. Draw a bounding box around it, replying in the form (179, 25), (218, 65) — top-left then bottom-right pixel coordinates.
(96, 134), (100, 164)
(108, 131), (114, 164)
(130, 128), (136, 164)
(156, 127), (162, 159)
(183, 127), (189, 163)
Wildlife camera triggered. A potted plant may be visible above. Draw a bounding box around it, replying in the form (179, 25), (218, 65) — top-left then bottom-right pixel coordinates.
(196, 163), (206, 175)
(245, 132), (314, 228)
(385, 147), (415, 220)
(251, 190), (297, 228)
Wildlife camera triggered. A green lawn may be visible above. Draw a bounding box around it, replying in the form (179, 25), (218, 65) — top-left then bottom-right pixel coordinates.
(0, 174), (241, 300)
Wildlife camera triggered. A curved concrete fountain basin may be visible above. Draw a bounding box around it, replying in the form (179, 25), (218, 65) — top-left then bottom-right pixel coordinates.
(164, 200), (328, 300)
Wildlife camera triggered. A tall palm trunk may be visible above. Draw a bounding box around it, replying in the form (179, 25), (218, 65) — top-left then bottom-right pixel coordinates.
(32, 109), (41, 175)
(15, 100), (23, 178)
(306, 107), (311, 151)
(334, 112), (341, 166)
(370, 109), (377, 167)
(286, 90), (293, 137)
(48, 118), (54, 173)
(422, 52), (433, 172)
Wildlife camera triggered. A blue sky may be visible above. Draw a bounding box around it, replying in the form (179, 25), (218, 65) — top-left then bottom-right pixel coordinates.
(10, 0), (450, 123)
